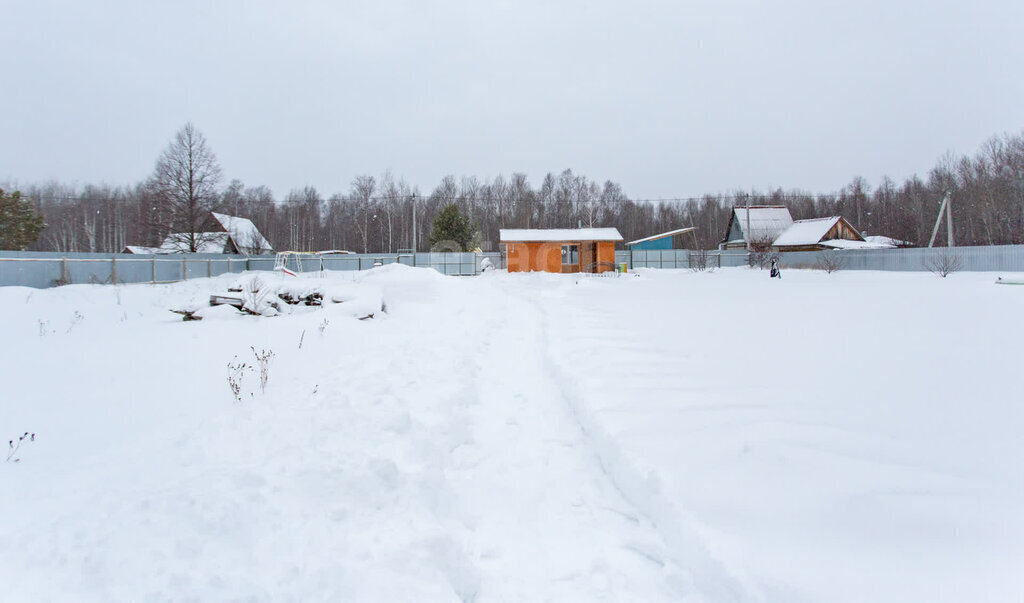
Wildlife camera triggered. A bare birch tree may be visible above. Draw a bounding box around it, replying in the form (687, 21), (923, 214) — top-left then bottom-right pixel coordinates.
(146, 123), (222, 252)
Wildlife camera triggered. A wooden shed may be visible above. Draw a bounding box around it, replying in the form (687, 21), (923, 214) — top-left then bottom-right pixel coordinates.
(500, 228), (622, 273)
(626, 227), (696, 250)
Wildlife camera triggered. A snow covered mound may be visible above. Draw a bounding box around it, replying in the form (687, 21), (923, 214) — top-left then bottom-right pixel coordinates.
(190, 272), (387, 319)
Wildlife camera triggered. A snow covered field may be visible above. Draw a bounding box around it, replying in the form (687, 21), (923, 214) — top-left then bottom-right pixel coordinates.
(1, 266), (1022, 602)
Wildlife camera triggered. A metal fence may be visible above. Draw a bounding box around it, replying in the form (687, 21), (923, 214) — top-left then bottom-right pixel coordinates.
(619, 245), (1024, 272)
(2, 245), (1020, 289)
(0, 251), (504, 289)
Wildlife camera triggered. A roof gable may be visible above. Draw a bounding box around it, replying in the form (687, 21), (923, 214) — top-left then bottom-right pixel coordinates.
(773, 216), (864, 247)
(209, 212), (273, 253)
(723, 206), (794, 243)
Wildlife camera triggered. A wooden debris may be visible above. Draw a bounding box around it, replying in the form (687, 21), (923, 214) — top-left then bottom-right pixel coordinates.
(209, 294), (244, 308)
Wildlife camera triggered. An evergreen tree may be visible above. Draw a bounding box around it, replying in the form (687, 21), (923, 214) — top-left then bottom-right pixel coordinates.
(0, 189), (45, 250)
(429, 203), (475, 251)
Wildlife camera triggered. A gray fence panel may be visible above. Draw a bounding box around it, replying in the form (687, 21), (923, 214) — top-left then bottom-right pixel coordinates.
(774, 245), (1024, 272)
(247, 257), (274, 271)
(7, 245), (1021, 289)
(115, 259), (156, 284)
(154, 259), (184, 283)
(0, 258), (58, 287)
(477, 252), (504, 272)
(322, 256), (358, 271)
(615, 251), (630, 268)
(72, 259), (115, 284)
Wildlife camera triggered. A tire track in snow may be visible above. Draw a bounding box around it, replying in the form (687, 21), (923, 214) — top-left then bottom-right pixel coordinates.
(498, 279), (758, 603)
(444, 281), (702, 600)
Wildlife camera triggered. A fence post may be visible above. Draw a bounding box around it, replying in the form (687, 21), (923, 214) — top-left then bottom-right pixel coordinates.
(183, 257), (187, 280)
(207, 259), (212, 278)
(152, 258), (156, 283)
(61, 257), (68, 284)
(111, 256), (117, 284)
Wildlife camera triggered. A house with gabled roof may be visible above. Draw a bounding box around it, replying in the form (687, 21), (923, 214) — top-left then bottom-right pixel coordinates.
(500, 228), (622, 273)
(121, 212), (273, 255)
(772, 216), (866, 251)
(201, 212), (273, 255)
(719, 206), (794, 250)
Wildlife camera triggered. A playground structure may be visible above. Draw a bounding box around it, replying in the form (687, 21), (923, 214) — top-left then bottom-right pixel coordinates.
(273, 251), (325, 277)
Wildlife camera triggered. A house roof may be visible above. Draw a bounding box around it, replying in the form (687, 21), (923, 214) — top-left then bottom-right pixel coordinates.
(727, 206), (794, 243)
(863, 235), (908, 248)
(772, 216), (842, 246)
(122, 245), (172, 255)
(626, 227), (695, 246)
(210, 212), (273, 253)
(820, 239), (896, 250)
(499, 228), (623, 242)
(159, 232), (232, 253)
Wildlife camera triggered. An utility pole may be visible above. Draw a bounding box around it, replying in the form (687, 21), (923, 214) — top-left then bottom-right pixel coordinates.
(411, 194), (417, 252)
(928, 191), (954, 248)
(745, 197), (751, 250)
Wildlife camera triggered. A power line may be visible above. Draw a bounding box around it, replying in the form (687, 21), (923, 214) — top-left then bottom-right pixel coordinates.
(23, 191), (846, 206)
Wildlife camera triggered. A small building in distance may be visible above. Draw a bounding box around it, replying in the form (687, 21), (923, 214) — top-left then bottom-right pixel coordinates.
(121, 212), (273, 255)
(202, 212), (273, 255)
(772, 216), (867, 251)
(626, 227), (696, 251)
(719, 206), (794, 250)
(500, 228), (622, 273)
(718, 207), (906, 252)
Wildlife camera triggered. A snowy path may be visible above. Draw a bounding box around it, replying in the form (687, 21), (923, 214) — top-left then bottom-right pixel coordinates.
(445, 281), (743, 601)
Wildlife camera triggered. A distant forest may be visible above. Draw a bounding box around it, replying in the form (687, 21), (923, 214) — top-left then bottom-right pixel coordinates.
(8, 130), (1024, 253)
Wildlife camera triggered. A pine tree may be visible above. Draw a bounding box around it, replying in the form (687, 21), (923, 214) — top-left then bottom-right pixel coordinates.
(429, 204), (475, 251)
(0, 189), (45, 250)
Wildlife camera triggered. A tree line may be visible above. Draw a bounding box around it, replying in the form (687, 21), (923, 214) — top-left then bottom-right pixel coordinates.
(4, 126), (1023, 252)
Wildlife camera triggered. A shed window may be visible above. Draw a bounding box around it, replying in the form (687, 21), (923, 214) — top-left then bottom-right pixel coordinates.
(561, 244), (579, 265)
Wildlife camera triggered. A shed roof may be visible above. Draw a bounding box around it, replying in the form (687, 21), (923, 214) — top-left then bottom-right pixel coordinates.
(863, 235), (908, 248)
(499, 228), (623, 242)
(626, 227), (695, 246)
(122, 245), (172, 254)
(772, 217), (842, 246)
(210, 212), (273, 253)
(727, 206), (794, 243)
(820, 239), (894, 250)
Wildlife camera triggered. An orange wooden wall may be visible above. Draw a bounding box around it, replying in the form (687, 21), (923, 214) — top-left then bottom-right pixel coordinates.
(506, 242), (560, 272)
(595, 241), (615, 271)
(505, 241), (617, 273)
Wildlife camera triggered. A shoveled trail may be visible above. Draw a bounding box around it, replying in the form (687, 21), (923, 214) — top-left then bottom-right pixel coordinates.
(440, 275), (752, 601)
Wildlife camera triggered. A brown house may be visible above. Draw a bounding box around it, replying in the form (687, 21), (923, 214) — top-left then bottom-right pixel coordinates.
(500, 228), (622, 273)
(771, 216), (865, 251)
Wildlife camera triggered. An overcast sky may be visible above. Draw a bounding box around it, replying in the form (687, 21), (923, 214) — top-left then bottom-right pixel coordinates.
(3, 0), (1022, 200)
